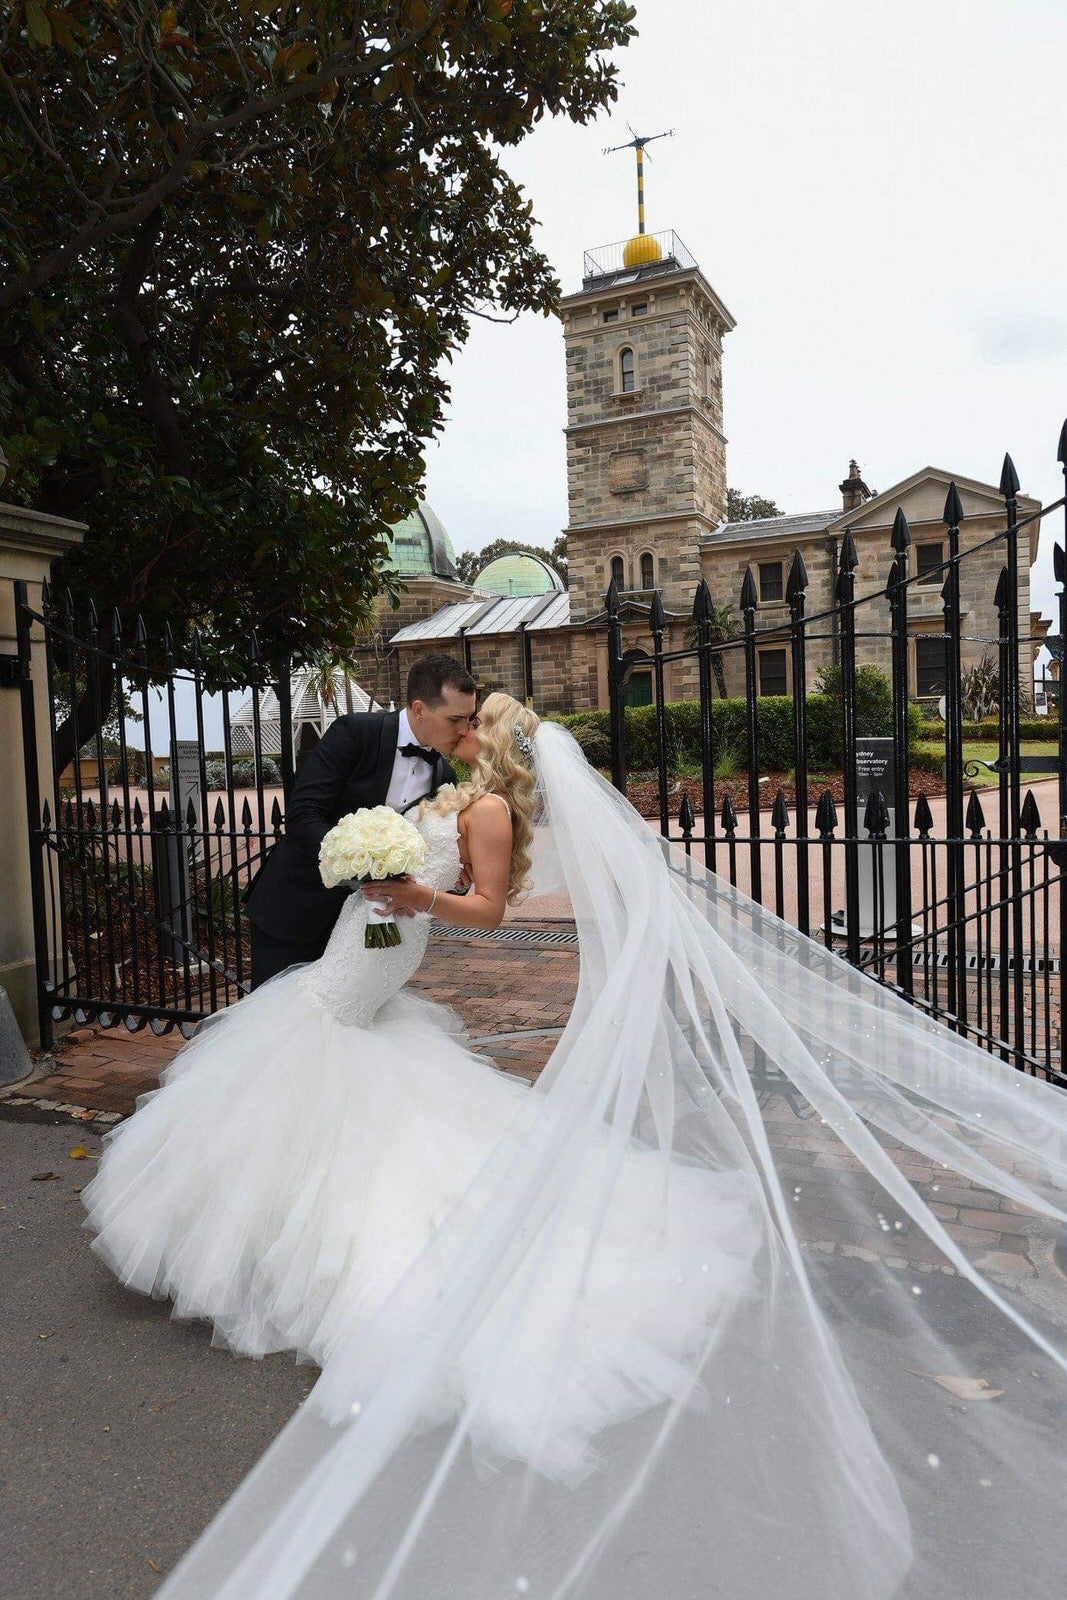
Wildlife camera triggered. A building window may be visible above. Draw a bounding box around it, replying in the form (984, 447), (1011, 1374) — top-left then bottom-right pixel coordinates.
(758, 561), (783, 602)
(610, 554), (626, 589)
(619, 347), (636, 393)
(916, 543), (943, 586)
(631, 302), (648, 317)
(602, 309), (619, 324)
(915, 636), (946, 697)
(758, 649), (788, 697)
(640, 551), (655, 590)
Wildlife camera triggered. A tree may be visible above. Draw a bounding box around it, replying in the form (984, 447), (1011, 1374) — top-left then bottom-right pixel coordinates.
(726, 488), (782, 523)
(684, 599), (739, 700)
(0, 1), (635, 765)
(454, 534), (567, 587)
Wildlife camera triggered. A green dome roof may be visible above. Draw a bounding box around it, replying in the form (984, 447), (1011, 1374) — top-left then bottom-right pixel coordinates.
(474, 551), (564, 597)
(383, 503), (459, 580)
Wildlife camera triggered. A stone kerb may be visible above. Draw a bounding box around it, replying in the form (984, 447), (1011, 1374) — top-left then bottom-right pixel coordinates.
(0, 501), (86, 1049)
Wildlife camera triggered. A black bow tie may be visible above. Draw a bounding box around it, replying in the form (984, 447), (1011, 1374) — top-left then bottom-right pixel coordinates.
(398, 742), (437, 765)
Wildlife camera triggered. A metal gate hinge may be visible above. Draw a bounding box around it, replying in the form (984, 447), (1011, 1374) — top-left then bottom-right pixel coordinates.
(0, 653), (23, 688)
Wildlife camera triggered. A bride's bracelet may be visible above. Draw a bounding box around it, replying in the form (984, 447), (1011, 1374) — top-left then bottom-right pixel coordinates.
(425, 887), (438, 916)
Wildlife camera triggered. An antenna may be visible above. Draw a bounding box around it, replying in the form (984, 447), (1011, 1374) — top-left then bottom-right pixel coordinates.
(603, 128), (674, 236)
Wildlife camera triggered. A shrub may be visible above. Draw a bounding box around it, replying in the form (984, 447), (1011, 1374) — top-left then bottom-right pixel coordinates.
(558, 685), (924, 775)
(565, 717), (612, 769)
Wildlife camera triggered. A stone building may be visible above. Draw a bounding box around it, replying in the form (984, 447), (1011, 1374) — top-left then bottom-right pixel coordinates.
(374, 227), (1046, 714)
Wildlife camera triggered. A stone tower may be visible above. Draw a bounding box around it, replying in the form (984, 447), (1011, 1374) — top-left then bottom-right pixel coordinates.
(560, 231), (735, 623)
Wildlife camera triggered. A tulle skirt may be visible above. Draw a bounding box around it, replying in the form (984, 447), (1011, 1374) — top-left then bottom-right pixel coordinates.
(83, 966), (760, 1477)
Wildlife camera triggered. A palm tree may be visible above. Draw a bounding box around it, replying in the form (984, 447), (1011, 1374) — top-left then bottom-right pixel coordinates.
(684, 601), (740, 699)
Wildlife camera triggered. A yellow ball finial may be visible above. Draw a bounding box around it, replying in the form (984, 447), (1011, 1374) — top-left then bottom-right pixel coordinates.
(622, 232), (663, 268)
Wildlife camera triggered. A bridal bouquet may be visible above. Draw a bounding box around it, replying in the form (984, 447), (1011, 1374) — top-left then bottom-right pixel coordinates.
(318, 808), (427, 949)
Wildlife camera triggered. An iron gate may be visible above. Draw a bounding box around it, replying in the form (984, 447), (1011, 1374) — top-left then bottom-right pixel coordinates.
(15, 580), (293, 1047)
(607, 441), (1067, 1086)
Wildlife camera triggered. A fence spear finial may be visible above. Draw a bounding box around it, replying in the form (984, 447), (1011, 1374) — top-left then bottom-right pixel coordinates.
(890, 507), (911, 552)
(942, 481), (964, 527)
(786, 549), (809, 601)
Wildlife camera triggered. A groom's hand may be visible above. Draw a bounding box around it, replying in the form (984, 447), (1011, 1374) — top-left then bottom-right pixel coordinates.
(454, 858), (473, 895)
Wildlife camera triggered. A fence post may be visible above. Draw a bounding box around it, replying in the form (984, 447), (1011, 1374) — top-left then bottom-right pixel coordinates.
(941, 483), (967, 1035)
(837, 531), (861, 965)
(277, 658), (295, 802)
(606, 578), (627, 795)
(787, 550), (810, 936)
(1058, 415), (1067, 1082)
(740, 566), (762, 903)
(650, 589), (669, 837)
(693, 579), (717, 871)
(14, 582), (54, 1051)
(888, 509), (914, 995)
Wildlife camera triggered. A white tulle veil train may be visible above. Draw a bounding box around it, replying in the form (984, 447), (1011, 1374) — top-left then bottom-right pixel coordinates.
(155, 721), (1067, 1600)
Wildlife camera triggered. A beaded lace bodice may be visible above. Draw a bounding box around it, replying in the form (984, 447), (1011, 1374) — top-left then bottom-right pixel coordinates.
(299, 807), (462, 1028)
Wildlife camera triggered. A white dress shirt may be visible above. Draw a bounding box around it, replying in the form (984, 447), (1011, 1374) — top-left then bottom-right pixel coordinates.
(384, 708), (436, 814)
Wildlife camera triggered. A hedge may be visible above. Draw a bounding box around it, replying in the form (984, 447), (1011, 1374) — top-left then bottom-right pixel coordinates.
(555, 694), (924, 773)
(914, 719), (1058, 743)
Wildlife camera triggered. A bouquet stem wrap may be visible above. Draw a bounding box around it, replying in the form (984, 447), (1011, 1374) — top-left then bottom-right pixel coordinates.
(317, 808), (427, 954)
(362, 887), (404, 949)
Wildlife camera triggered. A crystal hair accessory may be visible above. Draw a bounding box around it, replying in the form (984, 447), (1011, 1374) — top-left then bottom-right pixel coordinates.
(513, 726), (534, 765)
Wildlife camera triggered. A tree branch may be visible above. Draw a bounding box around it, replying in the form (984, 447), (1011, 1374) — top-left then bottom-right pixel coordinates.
(111, 213), (192, 475)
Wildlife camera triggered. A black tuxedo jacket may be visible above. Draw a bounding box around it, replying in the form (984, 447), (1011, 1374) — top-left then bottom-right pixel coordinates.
(245, 711), (456, 945)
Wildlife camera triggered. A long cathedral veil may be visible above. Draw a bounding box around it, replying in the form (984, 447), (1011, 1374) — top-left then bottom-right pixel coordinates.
(156, 721), (1067, 1600)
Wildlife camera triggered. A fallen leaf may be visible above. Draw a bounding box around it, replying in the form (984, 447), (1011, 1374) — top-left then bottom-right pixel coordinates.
(38, 1331), (56, 1341)
(68, 1145), (96, 1160)
(907, 1368), (1004, 1400)
(147, 1559), (161, 1574)
(151, 1388), (194, 1413)
(31, 1171), (60, 1182)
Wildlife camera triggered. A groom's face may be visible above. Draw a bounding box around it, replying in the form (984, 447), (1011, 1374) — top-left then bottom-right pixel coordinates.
(409, 685), (479, 755)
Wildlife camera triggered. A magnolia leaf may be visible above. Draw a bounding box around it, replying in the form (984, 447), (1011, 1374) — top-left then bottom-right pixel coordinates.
(31, 1170), (60, 1181)
(908, 1368), (1004, 1401)
(26, 2), (52, 47)
(68, 1144), (95, 1160)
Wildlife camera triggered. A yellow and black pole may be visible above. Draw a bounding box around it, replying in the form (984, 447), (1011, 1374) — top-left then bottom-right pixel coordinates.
(604, 127), (674, 239)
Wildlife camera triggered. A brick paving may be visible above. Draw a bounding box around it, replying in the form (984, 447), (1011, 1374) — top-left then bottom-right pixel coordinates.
(2, 919), (1059, 1296)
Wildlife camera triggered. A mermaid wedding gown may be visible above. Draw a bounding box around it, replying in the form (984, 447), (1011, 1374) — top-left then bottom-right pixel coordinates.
(83, 806), (759, 1454)
(86, 730), (1067, 1600)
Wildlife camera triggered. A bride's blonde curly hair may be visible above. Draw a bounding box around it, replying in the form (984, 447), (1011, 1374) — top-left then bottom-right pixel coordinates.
(423, 692), (540, 904)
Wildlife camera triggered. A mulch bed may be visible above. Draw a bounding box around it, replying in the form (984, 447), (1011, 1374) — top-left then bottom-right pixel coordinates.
(628, 767), (949, 820)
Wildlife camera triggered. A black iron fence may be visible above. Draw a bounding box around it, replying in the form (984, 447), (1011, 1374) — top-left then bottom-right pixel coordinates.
(607, 438), (1067, 1086)
(14, 580), (293, 1047)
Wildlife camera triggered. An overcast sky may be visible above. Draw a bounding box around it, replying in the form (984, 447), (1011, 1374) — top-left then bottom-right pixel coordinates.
(424, 0), (1067, 628)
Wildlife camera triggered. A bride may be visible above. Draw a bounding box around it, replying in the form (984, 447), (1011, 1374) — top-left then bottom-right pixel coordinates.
(84, 694), (1067, 1600)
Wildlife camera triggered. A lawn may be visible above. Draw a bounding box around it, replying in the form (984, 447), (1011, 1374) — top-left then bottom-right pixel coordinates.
(913, 740), (1060, 787)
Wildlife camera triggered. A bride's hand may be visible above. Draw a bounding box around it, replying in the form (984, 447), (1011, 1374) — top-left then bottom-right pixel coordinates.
(363, 875), (434, 917)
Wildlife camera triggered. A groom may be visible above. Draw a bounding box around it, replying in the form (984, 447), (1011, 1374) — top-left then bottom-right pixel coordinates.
(246, 652), (477, 987)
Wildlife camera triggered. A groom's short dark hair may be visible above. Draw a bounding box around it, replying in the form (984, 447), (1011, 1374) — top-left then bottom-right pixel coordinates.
(406, 653), (477, 707)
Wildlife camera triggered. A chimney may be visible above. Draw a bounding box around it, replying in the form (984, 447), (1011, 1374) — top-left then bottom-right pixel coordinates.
(839, 459), (872, 513)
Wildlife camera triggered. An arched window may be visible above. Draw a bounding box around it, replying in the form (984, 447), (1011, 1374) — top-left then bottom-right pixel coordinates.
(640, 551), (655, 590)
(619, 346), (635, 393)
(610, 554), (626, 589)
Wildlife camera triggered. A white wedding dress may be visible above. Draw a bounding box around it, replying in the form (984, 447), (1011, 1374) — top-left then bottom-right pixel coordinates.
(83, 806), (759, 1461)
(85, 730), (1067, 1600)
